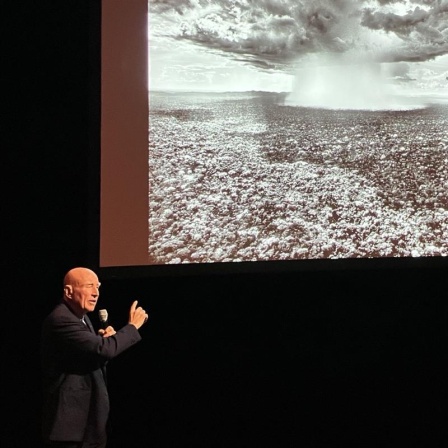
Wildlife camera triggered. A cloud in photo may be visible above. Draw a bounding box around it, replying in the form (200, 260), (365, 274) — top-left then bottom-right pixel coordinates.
(149, 0), (448, 98)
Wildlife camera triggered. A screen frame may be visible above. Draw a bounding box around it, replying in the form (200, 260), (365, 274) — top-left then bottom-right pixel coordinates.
(93, 0), (448, 280)
(99, 0), (149, 268)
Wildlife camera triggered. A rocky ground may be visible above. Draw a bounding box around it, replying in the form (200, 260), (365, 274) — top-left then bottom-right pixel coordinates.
(148, 91), (448, 264)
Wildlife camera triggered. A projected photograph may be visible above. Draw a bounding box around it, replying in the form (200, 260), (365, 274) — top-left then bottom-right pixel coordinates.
(147, 0), (448, 264)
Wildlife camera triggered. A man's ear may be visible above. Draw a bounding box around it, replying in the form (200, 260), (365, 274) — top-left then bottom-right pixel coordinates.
(64, 285), (73, 299)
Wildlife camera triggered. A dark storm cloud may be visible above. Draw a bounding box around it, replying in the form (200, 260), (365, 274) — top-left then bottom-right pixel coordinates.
(150, 0), (448, 69)
(361, 0), (448, 61)
(362, 5), (430, 32)
(362, 1), (448, 35)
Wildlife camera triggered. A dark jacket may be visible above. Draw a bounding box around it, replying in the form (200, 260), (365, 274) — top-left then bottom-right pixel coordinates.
(41, 301), (141, 443)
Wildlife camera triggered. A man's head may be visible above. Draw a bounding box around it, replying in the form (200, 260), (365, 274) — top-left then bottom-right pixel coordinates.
(62, 267), (101, 317)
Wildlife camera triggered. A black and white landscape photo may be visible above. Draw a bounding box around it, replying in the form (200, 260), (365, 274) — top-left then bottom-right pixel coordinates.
(147, 0), (448, 264)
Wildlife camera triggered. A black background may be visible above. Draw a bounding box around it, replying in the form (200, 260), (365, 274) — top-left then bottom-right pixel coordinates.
(4, 2), (447, 447)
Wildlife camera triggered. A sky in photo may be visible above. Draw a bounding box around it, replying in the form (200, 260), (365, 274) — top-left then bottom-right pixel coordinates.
(148, 0), (448, 102)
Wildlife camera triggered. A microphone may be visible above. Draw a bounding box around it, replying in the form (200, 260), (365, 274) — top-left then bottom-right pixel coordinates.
(98, 309), (108, 329)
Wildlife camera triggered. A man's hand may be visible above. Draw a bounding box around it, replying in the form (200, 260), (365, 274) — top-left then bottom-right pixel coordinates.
(98, 326), (117, 337)
(128, 300), (148, 329)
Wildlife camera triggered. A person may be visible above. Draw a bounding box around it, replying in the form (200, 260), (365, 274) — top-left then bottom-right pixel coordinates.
(41, 267), (148, 448)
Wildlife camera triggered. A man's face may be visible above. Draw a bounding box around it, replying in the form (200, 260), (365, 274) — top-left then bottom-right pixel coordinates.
(64, 268), (101, 317)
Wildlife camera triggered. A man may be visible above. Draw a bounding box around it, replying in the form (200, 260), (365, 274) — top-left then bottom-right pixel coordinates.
(41, 267), (148, 448)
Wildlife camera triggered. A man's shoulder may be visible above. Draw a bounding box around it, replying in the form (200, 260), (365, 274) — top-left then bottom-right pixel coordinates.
(43, 302), (75, 324)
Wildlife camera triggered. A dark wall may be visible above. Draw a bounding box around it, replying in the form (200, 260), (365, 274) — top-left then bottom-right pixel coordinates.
(5, 2), (94, 447)
(4, 2), (447, 448)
